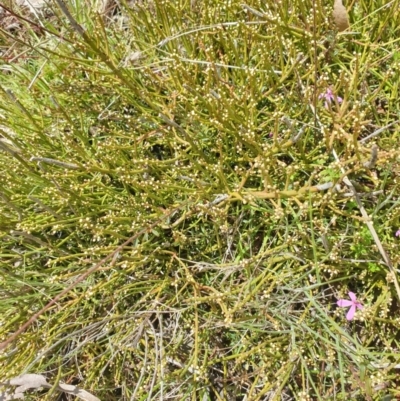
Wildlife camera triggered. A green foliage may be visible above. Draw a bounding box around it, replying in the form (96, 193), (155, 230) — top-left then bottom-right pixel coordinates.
(1, 0), (400, 400)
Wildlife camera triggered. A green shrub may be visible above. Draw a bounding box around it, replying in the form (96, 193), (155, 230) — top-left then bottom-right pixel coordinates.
(1, 0), (400, 399)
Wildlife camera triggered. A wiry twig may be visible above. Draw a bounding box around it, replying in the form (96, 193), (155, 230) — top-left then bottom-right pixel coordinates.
(0, 3), (73, 43)
(53, 0), (86, 37)
(30, 156), (80, 170)
(359, 120), (400, 144)
(241, 3), (265, 18)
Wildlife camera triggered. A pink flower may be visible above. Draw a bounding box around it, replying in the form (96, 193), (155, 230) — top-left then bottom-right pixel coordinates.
(337, 292), (363, 321)
(319, 87), (343, 108)
(395, 229), (400, 237)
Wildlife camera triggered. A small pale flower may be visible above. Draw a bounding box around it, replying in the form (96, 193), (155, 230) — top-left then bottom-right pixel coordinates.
(395, 229), (400, 237)
(319, 87), (343, 108)
(337, 291), (363, 321)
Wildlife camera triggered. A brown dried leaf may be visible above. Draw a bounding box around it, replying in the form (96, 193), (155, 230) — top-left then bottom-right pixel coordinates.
(0, 374), (100, 401)
(333, 0), (350, 32)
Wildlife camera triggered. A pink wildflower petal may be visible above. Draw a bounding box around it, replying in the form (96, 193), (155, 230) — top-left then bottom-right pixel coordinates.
(337, 96), (343, 102)
(337, 299), (353, 307)
(346, 305), (356, 321)
(348, 292), (357, 301)
(356, 303), (363, 310)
